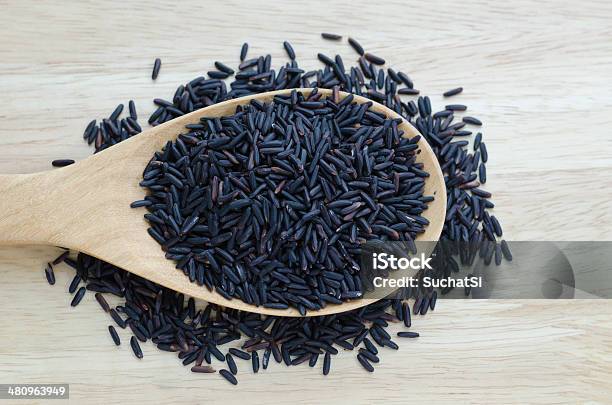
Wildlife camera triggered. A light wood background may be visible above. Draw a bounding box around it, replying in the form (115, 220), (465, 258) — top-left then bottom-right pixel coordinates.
(1, 0), (611, 403)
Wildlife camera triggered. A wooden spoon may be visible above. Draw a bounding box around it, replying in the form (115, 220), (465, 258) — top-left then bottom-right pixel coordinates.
(0, 88), (446, 316)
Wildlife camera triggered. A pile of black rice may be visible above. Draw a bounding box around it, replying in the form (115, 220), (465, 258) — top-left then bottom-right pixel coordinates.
(132, 88), (434, 313)
(45, 34), (509, 385)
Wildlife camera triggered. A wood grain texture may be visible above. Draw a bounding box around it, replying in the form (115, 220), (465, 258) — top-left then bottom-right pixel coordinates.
(0, 0), (611, 403)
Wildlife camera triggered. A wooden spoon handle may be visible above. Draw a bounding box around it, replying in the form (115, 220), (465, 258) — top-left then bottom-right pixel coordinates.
(0, 172), (60, 246)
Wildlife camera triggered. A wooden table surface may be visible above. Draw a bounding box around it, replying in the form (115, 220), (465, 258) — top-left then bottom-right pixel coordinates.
(1, 0), (611, 403)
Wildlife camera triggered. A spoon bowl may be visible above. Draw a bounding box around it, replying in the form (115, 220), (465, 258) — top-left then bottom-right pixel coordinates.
(0, 88), (446, 316)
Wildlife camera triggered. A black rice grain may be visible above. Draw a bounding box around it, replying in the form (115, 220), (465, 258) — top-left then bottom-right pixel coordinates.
(44, 263), (55, 285)
(308, 353), (318, 367)
(262, 348), (272, 369)
(52, 250), (69, 265)
(109, 104), (123, 121)
(398, 71), (413, 88)
(108, 325), (121, 346)
(70, 287), (86, 307)
(429, 291), (437, 310)
(383, 339), (399, 350)
(398, 88), (420, 95)
(129, 100), (137, 120)
(283, 41), (296, 60)
(480, 142), (488, 163)
(152, 58), (161, 80)
(500, 240), (513, 261)
(363, 338), (378, 355)
(208, 71), (229, 79)
(321, 33), (342, 41)
(402, 302), (411, 327)
(68, 274), (81, 294)
(214, 61), (235, 75)
(413, 297), (422, 315)
(357, 354), (374, 372)
(474, 132), (482, 150)
(95, 292), (110, 312)
(226, 354), (238, 375)
(82, 120), (96, 140)
(445, 104), (467, 111)
(129, 200), (151, 208)
(51, 159), (75, 167)
(240, 43), (248, 61)
(252, 351), (260, 373)
(443, 87), (463, 97)
(317, 52), (334, 65)
(130, 336), (143, 359)
(479, 163), (487, 184)
(348, 37), (365, 55)
(495, 243), (502, 266)
(192, 365), (215, 373)
(229, 348), (251, 360)
(109, 309), (126, 328)
(323, 352), (331, 375)
(463, 116), (482, 126)
(397, 331), (419, 338)
(454, 130), (472, 136)
(490, 215), (503, 237)
(220, 369), (238, 385)
(358, 349), (379, 363)
(364, 53), (385, 65)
